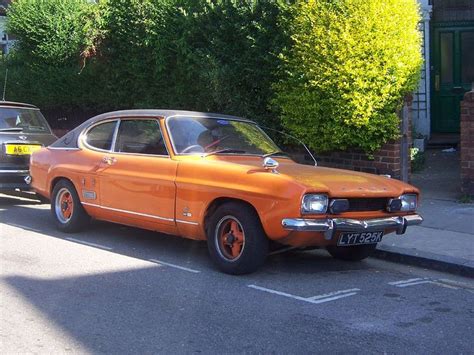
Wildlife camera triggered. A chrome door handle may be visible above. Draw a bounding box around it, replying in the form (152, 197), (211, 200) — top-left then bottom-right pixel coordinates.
(102, 156), (117, 165)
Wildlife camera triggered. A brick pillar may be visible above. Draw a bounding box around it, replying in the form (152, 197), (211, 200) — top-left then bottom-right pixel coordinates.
(460, 90), (474, 197)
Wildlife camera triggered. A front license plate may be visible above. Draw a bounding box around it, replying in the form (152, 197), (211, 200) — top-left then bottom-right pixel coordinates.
(337, 231), (384, 246)
(5, 144), (42, 155)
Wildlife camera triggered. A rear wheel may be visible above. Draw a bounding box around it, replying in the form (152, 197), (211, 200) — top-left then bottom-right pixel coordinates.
(326, 244), (376, 261)
(51, 179), (90, 233)
(207, 202), (268, 275)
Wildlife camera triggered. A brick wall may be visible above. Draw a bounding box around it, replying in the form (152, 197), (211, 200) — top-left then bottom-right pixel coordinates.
(317, 100), (412, 181)
(317, 142), (403, 178)
(460, 90), (474, 197)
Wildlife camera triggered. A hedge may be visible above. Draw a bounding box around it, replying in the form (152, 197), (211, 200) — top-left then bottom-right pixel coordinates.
(2, 0), (421, 153)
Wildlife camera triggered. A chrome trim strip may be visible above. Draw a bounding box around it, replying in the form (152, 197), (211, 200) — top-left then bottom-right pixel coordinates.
(47, 147), (81, 151)
(79, 117), (170, 157)
(81, 202), (174, 222)
(0, 169), (29, 174)
(0, 105), (39, 110)
(176, 219), (199, 226)
(110, 118), (121, 152)
(282, 214), (423, 240)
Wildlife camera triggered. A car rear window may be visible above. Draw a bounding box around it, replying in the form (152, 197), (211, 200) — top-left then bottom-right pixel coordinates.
(85, 121), (117, 151)
(0, 107), (51, 133)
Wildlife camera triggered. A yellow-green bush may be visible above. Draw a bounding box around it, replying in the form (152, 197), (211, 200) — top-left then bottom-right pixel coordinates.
(273, 0), (422, 153)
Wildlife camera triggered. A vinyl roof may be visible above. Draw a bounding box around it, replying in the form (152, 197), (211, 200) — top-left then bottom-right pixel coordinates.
(90, 109), (254, 123)
(0, 101), (39, 109)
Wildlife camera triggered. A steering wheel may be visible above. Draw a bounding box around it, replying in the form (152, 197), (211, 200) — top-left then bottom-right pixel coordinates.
(181, 145), (205, 154)
(204, 135), (229, 150)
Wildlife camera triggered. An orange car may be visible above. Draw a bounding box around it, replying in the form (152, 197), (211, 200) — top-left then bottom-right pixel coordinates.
(30, 110), (423, 274)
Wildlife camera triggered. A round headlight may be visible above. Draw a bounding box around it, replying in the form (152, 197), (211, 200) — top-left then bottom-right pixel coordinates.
(301, 194), (328, 214)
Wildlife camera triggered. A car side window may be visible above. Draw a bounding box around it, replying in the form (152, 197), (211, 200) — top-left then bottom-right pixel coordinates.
(85, 121), (117, 151)
(114, 119), (168, 155)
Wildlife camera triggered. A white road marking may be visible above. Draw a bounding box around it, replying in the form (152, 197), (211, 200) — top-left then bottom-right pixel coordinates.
(7, 223), (42, 233)
(395, 280), (433, 287)
(388, 278), (424, 286)
(430, 281), (459, 290)
(149, 259), (200, 273)
(248, 285), (359, 305)
(438, 279), (473, 290)
(389, 278), (464, 290)
(65, 237), (113, 251)
(307, 288), (360, 301)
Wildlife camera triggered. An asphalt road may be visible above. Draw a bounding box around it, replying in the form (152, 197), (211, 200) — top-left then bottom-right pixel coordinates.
(1, 193), (473, 354)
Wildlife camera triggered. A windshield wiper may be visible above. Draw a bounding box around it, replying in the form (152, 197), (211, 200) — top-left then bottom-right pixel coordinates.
(204, 149), (247, 157)
(0, 128), (23, 132)
(263, 150), (288, 158)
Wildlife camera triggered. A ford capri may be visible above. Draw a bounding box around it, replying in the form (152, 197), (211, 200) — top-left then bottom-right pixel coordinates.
(30, 110), (423, 274)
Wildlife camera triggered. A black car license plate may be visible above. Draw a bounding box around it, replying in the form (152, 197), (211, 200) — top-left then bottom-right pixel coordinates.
(337, 231), (384, 246)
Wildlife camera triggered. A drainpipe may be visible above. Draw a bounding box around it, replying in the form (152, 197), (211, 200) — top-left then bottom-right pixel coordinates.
(400, 99), (410, 182)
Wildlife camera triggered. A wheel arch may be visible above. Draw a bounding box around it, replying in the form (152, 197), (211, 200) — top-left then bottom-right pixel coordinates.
(50, 176), (76, 196)
(203, 197), (264, 237)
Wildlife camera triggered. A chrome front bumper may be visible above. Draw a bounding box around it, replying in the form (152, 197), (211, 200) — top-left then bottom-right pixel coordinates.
(281, 214), (423, 241)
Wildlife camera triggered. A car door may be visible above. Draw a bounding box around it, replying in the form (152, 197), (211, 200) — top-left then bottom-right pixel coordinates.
(79, 119), (119, 207)
(98, 118), (177, 226)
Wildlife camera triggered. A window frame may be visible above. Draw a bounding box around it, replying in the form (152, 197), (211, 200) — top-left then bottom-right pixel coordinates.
(81, 119), (120, 153)
(112, 118), (170, 157)
(164, 114), (281, 157)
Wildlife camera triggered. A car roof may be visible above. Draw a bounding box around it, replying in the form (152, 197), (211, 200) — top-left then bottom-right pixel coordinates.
(50, 109), (257, 150)
(0, 101), (39, 109)
(90, 109), (255, 124)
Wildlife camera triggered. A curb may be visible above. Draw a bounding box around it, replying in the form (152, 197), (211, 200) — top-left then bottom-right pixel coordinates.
(373, 245), (474, 278)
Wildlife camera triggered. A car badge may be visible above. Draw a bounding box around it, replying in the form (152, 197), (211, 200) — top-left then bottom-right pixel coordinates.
(19, 135), (27, 141)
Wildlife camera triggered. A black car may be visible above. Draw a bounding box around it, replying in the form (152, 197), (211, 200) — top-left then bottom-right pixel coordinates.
(0, 101), (57, 193)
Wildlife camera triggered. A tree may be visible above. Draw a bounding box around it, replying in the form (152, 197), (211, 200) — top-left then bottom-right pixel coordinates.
(273, 0), (422, 153)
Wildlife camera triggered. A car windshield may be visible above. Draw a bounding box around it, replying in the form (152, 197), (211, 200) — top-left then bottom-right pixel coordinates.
(0, 107), (51, 133)
(167, 116), (281, 156)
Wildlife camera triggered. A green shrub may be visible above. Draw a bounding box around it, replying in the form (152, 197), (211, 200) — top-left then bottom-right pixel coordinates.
(7, 0), (103, 65)
(273, 0), (422, 153)
(3, 0), (104, 110)
(410, 147), (425, 172)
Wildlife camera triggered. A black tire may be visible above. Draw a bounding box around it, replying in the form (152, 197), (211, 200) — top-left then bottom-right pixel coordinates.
(207, 202), (269, 275)
(326, 244), (376, 261)
(51, 179), (90, 233)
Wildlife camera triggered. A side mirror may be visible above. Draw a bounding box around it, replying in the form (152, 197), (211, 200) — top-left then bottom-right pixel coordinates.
(263, 157), (279, 173)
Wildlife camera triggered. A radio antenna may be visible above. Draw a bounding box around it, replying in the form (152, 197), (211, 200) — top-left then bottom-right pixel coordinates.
(2, 68), (8, 101)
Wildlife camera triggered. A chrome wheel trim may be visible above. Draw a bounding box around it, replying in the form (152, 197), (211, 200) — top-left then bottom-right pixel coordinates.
(55, 187), (73, 224)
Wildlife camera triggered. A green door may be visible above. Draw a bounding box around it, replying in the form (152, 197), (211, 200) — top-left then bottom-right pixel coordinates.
(431, 23), (474, 133)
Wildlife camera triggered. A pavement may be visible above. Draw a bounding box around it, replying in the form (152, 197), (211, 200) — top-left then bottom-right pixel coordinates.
(375, 148), (474, 277)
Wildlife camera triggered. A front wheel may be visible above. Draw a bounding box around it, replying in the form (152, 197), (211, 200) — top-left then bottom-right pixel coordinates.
(51, 179), (90, 233)
(326, 244), (376, 261)
(207, 202), (268, 275)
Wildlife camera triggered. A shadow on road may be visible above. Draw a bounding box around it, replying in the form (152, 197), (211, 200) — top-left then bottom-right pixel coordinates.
(1, 200), (375, 277)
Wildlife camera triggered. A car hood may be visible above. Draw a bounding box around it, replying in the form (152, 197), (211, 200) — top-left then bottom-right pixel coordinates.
(209, 156), (418, 198)
(277, 161), (417, 197)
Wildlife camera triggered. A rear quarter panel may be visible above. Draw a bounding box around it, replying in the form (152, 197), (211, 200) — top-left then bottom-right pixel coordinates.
(31, 148), (100, 200)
